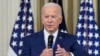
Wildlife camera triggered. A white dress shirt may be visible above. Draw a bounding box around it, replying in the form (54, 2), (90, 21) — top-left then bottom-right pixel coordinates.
(43, 29), (74, 56)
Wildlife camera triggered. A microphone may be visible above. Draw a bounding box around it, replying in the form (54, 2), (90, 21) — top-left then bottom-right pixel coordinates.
(48, 35), (54, 48)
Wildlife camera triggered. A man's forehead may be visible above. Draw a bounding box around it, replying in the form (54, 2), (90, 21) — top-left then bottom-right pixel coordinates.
(43, 6), (59, 10)
(43, 6), (59, 13)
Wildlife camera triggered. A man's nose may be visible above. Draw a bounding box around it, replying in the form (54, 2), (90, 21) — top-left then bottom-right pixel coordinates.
(48, 17), (52, 23)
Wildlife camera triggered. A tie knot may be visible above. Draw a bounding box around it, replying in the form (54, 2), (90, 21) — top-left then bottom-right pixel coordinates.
(48, 35), (54, 41)
(48, 35), (54, 38)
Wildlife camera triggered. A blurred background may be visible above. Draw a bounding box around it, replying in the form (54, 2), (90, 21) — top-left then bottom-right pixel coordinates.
(0, 0), (99, 56)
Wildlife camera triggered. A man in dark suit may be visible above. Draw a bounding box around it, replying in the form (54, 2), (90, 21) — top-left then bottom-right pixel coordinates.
(21, 3), (89, 56)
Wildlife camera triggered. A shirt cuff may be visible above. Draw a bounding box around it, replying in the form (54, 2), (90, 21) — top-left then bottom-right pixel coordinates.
(69, 52), (74, 56)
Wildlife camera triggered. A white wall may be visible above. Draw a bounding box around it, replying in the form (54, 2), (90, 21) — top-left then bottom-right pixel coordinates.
(0, 0), (19, 56)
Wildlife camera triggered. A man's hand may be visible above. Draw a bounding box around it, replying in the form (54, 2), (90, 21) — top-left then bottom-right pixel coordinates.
(40, 48), (53, 56)
(55, 44), (70, 56)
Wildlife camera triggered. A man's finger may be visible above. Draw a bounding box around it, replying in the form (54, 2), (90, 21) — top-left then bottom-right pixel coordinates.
(57, 44), (61, 49)
(55, 50), (63, 53)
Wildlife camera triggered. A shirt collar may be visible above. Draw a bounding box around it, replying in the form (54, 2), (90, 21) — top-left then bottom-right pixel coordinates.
(44, 28), (58, 37)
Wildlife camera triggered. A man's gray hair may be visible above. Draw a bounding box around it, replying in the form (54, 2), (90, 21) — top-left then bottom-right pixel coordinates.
(41, 2), (62, 17)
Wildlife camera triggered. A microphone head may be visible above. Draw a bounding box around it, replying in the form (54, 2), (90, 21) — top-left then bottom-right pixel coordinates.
(48, 35), (54, 48)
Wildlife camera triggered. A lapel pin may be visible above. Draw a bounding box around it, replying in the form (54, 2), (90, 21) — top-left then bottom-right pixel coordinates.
(59, 37), (62, 39)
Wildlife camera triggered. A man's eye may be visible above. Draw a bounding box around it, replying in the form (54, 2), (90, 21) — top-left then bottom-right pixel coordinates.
(45, 16), (49, 18)
(52, 16), (56, 18)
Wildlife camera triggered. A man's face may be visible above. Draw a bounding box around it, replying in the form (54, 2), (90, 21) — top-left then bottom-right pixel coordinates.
(41, 6), (62, 33)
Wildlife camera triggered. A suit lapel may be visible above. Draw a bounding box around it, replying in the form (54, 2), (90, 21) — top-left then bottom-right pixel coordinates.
(31, 30), (46, 55)
(53, 31), (63, 52)
(37, 30), (46, 50)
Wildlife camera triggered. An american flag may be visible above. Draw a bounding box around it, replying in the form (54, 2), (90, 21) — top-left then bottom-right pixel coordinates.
(8, 0), (34, 56)
(75, 0), (100, 56)
(49, 0), (67, 33)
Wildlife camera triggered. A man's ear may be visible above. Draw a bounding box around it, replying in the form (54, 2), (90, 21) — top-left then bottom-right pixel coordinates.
(59, 16), (62, 24)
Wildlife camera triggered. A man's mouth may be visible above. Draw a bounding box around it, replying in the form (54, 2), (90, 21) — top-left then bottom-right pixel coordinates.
(47, 25), (53, 28)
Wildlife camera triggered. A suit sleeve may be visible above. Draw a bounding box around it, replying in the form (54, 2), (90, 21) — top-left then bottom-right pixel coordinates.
(20, 36), (31, 56)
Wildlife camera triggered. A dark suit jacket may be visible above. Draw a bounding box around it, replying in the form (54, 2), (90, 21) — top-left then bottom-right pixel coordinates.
(21, 30), (89, 56)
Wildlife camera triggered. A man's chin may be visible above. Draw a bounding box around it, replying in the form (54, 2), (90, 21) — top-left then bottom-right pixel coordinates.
(47, 29), (55, 33)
